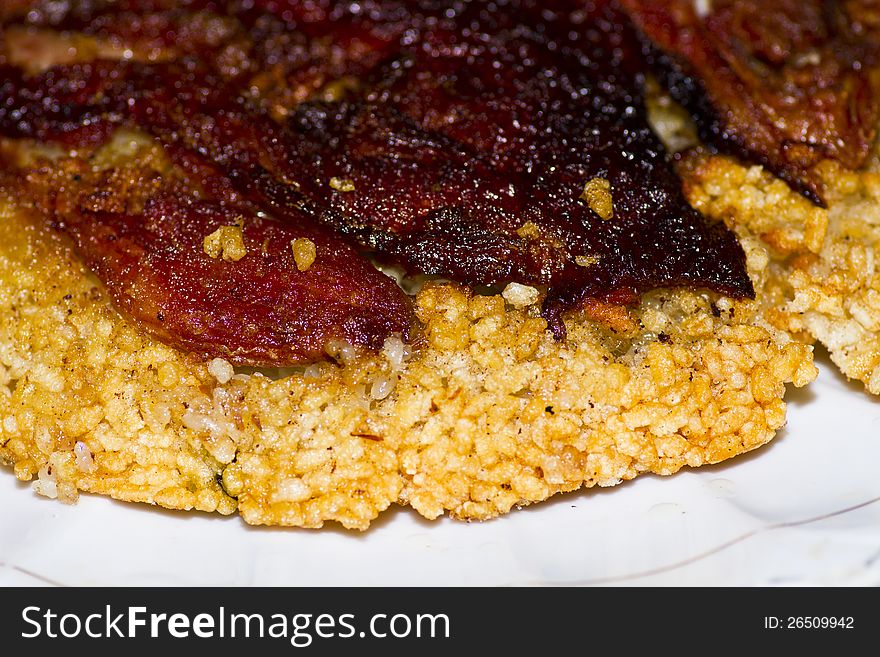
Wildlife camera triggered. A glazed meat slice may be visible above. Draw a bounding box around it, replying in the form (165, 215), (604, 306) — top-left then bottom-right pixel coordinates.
(622, 0), (880, 206)
(0, 0), (755, 357)
(68, 196), (412, 366)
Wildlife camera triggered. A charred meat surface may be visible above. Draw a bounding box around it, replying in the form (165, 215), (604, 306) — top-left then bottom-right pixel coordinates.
(0, 0), (754, 359)
(622, 0), (880, 206)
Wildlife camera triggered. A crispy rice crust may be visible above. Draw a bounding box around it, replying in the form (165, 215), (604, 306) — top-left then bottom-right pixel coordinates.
(0, 184), (815, 528)
(682, 150), (880, 395)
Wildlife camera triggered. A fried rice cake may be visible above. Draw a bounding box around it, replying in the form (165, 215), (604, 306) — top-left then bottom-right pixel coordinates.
(0, 184), (815, 528)
(0, 131), (815, 529)
(683, 152), (880, 396)
(8, 0), (878, 529)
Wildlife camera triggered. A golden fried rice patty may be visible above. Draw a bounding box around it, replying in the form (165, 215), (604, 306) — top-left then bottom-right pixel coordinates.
(0, 191), (815, 528)
(682, 151), (880, 395)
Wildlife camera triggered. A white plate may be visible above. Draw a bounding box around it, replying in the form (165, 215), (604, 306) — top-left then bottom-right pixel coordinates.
(2, 349), (879, 587)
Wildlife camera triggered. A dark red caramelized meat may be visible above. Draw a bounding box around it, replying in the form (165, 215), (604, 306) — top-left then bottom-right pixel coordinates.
(622, 0), (880, 206)
(54, 181), (414, 365)
(0, 0), (756, 363)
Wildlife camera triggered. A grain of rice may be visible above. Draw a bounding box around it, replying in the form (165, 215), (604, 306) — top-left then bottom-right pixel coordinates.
(207, 357), (234, 384)
(502, 282), (540, 308)
(3, 415), (17, 433)
(272, 477), (312, 503)
(34, 462), (57, 499)
(370, 375), (394, 400)
(74, 441), (97, 473)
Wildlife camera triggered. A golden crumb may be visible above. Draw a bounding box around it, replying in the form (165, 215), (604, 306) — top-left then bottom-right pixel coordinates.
(516, 221), (541, 240)
(329, 177), (356, 192)
(501, 282), (540, 308)
(575, 254), (601, 268)
(580, 177), (614, 220)
(207, 357), (234, 384)
(291, 237), (317, 272)
(203, 225), (247, 262)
